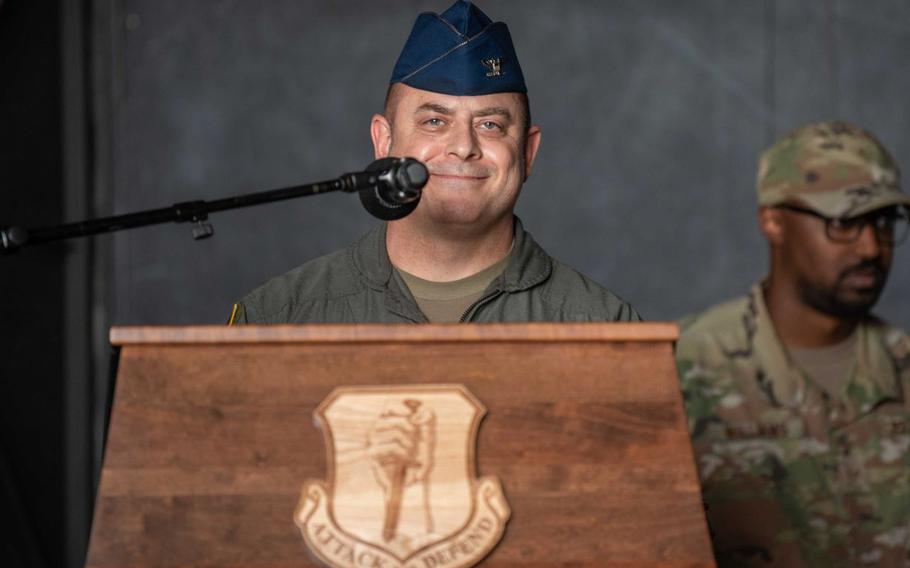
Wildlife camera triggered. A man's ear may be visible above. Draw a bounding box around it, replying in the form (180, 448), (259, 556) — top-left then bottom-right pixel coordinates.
(523, 125), (542, 180)
(758, 206), (785, 245)
(370, 114), (392, 159)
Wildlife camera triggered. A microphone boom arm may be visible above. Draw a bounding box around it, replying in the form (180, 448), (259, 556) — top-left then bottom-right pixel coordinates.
(1, 157), (427, 255)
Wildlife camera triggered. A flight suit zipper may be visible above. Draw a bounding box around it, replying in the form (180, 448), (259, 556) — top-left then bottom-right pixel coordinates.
(459, 290), (504, 322)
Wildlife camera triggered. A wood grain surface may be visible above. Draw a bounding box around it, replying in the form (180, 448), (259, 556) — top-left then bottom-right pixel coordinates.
(109, 322), (679, 345)
(87, 323), (714, 567)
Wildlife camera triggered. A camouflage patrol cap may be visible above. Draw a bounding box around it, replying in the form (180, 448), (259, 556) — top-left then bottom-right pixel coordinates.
(757, 121), (909, 218)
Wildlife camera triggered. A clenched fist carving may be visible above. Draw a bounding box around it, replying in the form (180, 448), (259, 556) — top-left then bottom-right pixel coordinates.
(367, 399), (437, 542)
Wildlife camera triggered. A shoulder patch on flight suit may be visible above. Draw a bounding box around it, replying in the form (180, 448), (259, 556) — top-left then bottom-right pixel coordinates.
(227, 303), (241, 326)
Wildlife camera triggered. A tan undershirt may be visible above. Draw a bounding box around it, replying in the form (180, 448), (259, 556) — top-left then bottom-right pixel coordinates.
(788, 331), (858, 398)
(396, 254), (510, 323)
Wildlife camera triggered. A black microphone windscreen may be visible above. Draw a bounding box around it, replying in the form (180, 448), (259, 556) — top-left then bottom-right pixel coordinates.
(359, 158), (423, 221)
(359, 187), (419, 221)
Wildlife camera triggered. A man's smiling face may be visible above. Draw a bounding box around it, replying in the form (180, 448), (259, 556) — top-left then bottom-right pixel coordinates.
(372, 84), (541, 233)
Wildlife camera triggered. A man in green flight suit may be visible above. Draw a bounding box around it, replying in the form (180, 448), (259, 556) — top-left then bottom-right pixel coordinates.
(229, 1), (637, 325)
(677, 121), (910, 567)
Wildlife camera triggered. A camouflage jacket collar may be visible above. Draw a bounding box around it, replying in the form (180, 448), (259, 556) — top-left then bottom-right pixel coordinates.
(750, 284), (902, 416)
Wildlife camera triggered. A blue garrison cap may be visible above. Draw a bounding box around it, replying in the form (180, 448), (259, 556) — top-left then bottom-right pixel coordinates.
(390, 0), (527, 96)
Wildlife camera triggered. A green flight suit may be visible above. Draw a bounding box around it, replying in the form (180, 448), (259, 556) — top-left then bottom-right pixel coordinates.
(231, 217), (638, 324)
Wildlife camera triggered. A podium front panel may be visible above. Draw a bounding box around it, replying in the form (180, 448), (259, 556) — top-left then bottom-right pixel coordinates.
(87, 324), (714, 567)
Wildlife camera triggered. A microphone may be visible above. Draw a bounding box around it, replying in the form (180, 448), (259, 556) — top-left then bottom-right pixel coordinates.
(357, 157), (428, 221)
(1, 226), (28, 255)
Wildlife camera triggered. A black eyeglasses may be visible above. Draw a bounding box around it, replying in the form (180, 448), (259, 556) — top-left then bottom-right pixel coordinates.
(776, 203), (909, 245)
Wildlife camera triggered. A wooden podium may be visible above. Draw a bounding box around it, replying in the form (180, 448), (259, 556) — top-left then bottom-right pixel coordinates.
(86, 324), (715, 567)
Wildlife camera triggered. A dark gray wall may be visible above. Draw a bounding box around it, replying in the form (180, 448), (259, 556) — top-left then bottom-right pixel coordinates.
(105, 0), (910, 328)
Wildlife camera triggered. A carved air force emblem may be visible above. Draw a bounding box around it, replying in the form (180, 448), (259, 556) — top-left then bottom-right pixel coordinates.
(295, 385), (510, 568)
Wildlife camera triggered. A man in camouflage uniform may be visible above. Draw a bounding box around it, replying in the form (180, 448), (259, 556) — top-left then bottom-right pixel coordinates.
(677, 121), (910, 567)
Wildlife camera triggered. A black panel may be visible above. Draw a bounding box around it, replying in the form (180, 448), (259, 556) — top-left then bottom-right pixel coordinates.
(0, 0), (65, 566)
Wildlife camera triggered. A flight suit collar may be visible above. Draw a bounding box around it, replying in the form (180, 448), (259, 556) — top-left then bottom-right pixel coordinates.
(345, 223), (420, 322)
(350, 216), (552, 316)
(350, 222), (394, 289)
(495, 216), (552, 293)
